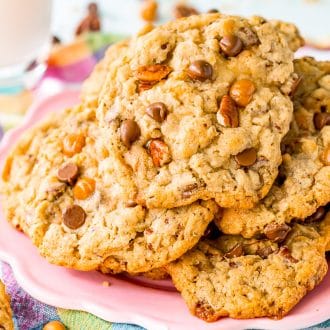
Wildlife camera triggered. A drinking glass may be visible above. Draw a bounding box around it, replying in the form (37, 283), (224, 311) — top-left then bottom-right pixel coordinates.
(0, 0), (52, 93)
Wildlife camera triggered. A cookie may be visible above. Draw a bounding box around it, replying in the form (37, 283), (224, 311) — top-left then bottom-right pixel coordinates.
(309, 206), (330, 251)
(1, 105), (219, 274)
(167, 220), (328, 321)
(217, 58), (330, 238)
(81, 19), (302, 105)
(0, 281), (13, 330)
(81, 40), (129, 106)
(97, 13), (301, 210)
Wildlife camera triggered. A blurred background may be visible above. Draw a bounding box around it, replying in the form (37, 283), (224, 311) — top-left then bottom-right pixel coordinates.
(0, 0), (330, 138)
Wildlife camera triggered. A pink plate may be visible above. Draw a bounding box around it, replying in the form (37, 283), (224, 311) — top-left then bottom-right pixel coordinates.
(0, 91), (329, 330)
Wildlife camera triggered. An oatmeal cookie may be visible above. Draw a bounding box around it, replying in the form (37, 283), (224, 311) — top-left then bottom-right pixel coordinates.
(217, 58), (330, 238)
(167, 220), (328, 321)
(81, 40), (129, 105)
(97, 13), (300, 209)
(1, 105), (218, 274)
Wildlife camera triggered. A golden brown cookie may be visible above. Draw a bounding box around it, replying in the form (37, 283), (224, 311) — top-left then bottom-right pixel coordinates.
(167, 219), (328, 322)
(97, 13), (301, 210)
(1, 105), (219, 274)
(217, 58), (330, 238)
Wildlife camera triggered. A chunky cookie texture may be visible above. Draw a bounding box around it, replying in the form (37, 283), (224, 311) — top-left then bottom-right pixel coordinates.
(308, 208), (330, 252)
(1, 105), (218, 274)
(0, 281), (13, 330)
(167, 222), (328, 322)
(97, 13), (300, 209)
(81, 40), (129, 105)
(217, 58), (330, 238)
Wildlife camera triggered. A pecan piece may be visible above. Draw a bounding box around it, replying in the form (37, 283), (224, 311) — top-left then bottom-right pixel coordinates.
(217, 95), (239, 127)
(147, 139), (172, 167)
(136, 65), (172, 83)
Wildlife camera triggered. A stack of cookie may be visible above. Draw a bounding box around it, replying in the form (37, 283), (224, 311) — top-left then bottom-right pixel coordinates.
(1, 13), (330, 322)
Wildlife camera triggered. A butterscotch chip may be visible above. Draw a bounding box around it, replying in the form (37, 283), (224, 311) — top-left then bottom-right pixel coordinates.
(140, 0), (158, 22)
(63, 205), (86, 229)
(230, 79), (256, 107)
(62, 133), (85, 157)
(73, 177), (95, 200)
(57, 163), (79, 186)
(235, 148), (257, 166)
(43, 321), (66, 330)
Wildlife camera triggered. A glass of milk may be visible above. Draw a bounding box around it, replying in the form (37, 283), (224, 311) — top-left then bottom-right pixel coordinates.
(0, 0), (52, 92)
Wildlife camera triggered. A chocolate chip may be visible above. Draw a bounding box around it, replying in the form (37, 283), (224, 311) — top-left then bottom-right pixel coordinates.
(57, 163), (79, 186)
(63, 205), (86, 229)
(220, 35), (243, 57)
(234, 148), (257, 166)
(224, 243), (244, 258)
(146, 102), (168, 122)
(120, 120), (141, 148)
(275, 172), (286, 186)
(305, 206), (326, 223)
(257, 246), (274, 259)
(187, 60), (213, 82)
(278, 246), (298, 263)
(264, 223), (291, 242)
(203, 221), (221, 240)
(313, 112), (330, 130)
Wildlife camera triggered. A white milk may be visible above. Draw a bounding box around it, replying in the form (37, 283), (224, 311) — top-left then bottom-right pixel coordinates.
(0, 0), (52, 68)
